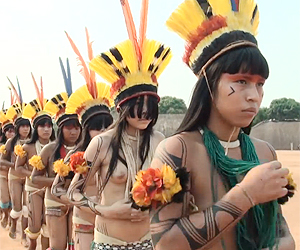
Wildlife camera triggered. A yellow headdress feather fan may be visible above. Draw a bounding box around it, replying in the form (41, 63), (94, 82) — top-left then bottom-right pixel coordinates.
(89, 0), (172, 107)
(64, 28), (113, 127)
(0, 109), (13, 132)
(166, 0), (259, 75)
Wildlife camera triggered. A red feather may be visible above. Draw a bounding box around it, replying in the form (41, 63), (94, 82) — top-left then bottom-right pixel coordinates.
(139, 0), (149, 51)
(31, 73), (43, 107)
(65, 31), (90, 86)
(40, 77), (44, 109)
(85, 27), (97, 98)
(120, 0), (141, 61)
(7, 78), (20, 104)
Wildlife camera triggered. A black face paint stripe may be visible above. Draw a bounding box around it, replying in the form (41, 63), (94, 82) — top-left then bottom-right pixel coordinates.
(228, 86), (236, 96)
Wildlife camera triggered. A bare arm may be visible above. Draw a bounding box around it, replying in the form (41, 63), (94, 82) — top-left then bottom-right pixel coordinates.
(150, 136), (289, 250)
(0, 140), (14, 170)
(31, 144), (54, 188)
(15, 146), (31, 178)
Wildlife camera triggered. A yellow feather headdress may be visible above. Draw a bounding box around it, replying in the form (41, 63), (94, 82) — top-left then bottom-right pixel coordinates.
(0, 109), (13, 132)
(44, 59), (79, 127)
(64, 28), (113, 127)
(22, 73), (51, 128)
(89, 0), (172, 107)
(166, 0), (259, 75)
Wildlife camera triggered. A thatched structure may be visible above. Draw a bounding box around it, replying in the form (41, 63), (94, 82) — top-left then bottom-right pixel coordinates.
(251, 120), (300, 150)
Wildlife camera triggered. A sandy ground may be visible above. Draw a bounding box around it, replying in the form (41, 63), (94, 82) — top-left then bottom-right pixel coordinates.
(0, 150), (299, 250)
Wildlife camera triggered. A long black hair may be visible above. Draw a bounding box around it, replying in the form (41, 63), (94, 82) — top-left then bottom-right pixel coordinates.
(50, 119), (82, 162)
(26, 117), (56, 145)
(177, 45), (269, 135)
(9, 119), (32, 152)
(0, 124), (14, 144)
(76, 112), (113, 152)
(102, 94), (158, 190)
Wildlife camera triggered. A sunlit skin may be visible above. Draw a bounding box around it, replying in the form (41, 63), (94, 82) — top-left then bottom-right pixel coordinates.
(5, 128), (15, 139)
(208, 73), (265, 141)
(126, 95), (152, 135)
(89, 129), (105, 139)
(19, 125), (31, 140)
(62, 125), (81, 146)
(37, 124), (53, 144)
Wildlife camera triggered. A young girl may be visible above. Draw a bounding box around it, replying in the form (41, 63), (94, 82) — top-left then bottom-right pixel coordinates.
(0, 110), (15, 228)
(148, 0), (295, 249)
(51, 29), (113, 250)
(30, 64), (82, 250)
(3, 102), (31, 245)
(16, 78), (55, 250)
(67, 1), (172, 249)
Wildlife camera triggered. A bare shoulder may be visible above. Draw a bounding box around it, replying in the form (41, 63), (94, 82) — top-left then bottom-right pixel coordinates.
(40, 142), (56, 158)
(250, 136), (277, 162)
(23, 143), (33, 152)
(151, 130), (165, 149)
(5, 138), (12, 149)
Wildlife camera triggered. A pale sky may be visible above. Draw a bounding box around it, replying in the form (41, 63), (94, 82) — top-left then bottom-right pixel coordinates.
(0, 0), (299, 110)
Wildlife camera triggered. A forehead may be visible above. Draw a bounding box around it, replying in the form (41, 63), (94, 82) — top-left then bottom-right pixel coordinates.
(221, 73), (266, 82)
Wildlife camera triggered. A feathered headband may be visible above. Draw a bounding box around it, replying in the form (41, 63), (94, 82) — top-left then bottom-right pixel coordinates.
(6, 77), (28, 126)
(64, 28), (113, 127)
(44, 59), (78, 127)
(22, 73), (51, 128)
(89, 0), (172, 108)
(166, 0), (259, 76)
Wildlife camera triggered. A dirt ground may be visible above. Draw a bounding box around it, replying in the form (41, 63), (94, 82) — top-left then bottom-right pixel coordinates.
(0, 150), (299, 250)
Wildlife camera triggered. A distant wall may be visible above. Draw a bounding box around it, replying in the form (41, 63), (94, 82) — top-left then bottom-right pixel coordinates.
(154, 114), (185, 137)
(251, 121), (300, 150)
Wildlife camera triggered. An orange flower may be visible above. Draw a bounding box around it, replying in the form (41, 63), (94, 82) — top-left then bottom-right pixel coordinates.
(14, 145), (27, 158)
(53, 159), (71, 177)
(132, 164), (182, 207)
(69, 151), (89, 174)
(29, 155), (45, 170)
(0, 145), (6, 155)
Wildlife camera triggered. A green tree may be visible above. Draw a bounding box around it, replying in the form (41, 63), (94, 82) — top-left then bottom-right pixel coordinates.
(253, 107), (269, 126)
(268, 98), (300, 121)
(159, 96), (187, 114)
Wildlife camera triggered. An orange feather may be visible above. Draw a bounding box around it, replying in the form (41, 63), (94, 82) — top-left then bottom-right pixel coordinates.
(31, 73), (43, 107)
(65, 31), (90, 86)
(7, 77), (20, 104)
(139, 0), (149, 51)
(120, 0), (141, 61)
(85, 27), (97, 98)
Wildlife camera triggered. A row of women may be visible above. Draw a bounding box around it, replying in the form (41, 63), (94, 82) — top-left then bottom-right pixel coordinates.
(1, 0), (296, 249)
(0, 0), (171, 249)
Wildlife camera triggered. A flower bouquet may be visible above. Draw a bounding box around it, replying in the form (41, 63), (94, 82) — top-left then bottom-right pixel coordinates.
(69, 151), (89, 175)
(131, 164), (189, 209)
(29, 155), (45, 170)
(53, 159), (71, 177)
(278, 172), (297, 205)
(14, 145), (26, 158)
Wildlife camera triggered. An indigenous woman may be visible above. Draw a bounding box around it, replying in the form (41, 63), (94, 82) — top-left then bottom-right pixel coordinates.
(51, 29), (113, 250)
(0, 109), (15, 228)
(147, 0), (295, 249)
(16, 74), (55, 250)
(31, 60), (81, 250)
(3, 90), (31, 244)
(67, 1), (172, 249)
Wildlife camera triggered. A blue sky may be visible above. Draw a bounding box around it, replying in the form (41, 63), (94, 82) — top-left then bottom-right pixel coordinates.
(0, 0), (299, 110)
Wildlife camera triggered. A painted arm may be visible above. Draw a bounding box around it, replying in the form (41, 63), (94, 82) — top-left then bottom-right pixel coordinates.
(150, 136), (289, 250)
(67, 135), (148, 221)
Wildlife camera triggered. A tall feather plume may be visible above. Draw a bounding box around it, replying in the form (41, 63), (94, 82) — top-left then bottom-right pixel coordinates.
(16, 77), (23, 105)
(7, 77), (21, 104)
(65, 31), (90, 85)
(59, 57), (73, 97)
(40, 77), (44, 109)
(31, 73), (43, 108)
(85, 27), (97, 99)
(120, 0), (141, 62)
(1, 101), (4, 111)
(8, 87), (15, 105)
(139, 0), (149, 51)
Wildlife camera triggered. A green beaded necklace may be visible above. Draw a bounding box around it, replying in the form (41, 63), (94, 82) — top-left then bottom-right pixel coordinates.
(202, 127), (278, 250)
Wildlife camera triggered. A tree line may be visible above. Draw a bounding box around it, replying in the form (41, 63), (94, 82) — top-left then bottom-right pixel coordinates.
(158, 97), (300, 125)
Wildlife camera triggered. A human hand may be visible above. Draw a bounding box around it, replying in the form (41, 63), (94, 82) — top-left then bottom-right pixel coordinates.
(99, 199), (149, 222)
(239, 161), (289, 205)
